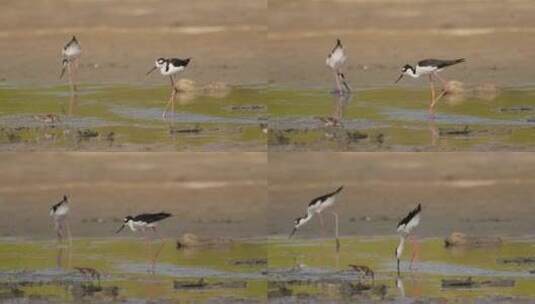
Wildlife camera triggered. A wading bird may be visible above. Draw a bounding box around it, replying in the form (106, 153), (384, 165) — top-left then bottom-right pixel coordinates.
(50, 195), (72, 245)
(395, 59), (465, 117)
(59, 36), (81, 93)
(289, 186), (344, 238)
(146, 57), (191, 118)
(395, 203), (422, 275)
(116, 212), (172, 271)
(326, 39), (351, 95)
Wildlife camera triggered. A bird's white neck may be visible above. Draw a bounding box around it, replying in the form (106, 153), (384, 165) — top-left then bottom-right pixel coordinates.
(127, 221), (137, 231)
(405, 67), (419, 78)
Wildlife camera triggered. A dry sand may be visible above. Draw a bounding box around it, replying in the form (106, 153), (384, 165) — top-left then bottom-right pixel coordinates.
(1, 0), (535, 87)
(0, 153), (533, 240)
(268, 152), (535, 238)
(0, 153), (267, 239)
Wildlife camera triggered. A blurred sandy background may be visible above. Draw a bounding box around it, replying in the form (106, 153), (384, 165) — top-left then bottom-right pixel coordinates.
(1, 0), (535, 87)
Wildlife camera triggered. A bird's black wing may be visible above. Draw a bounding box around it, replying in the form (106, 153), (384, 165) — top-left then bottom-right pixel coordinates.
(397, 203), (421, 228)
(134, 212), (172, 223)
(308, 186), (344, 207)
(169, 58), (191, 68)
(418, 58), (465, 69)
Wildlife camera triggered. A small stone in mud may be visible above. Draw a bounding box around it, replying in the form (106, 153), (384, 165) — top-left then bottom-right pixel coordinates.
(77, 129), (99, 139)
(231, 258), (267, 266)
(481, 279), (515, 287)
(228, 104), (266, 112)
(442, 277), (477, 288)
(169, 126), (202, 134)
(530, 270), (535, 274)
(439, 125), (471, 136)
(348, 264), (374, 280)
(444, 232), (502, 248)
(174, 278), (207, 289)
(498, 257), (535, 265)
(268, 285), (292, 298)
(499, 106), (533, 113)
(346, 130), (368, 142)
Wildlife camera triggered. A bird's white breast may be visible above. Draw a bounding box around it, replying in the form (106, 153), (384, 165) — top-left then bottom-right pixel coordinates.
(415, 65), (439, 76)
(315, 196), (336, 213)
(63, 45), (81, 59)
(397, 213), (420, 234)
(51, 204), (69, 217)
(160, 64), (185, 76)
(326, 48), (346, 69)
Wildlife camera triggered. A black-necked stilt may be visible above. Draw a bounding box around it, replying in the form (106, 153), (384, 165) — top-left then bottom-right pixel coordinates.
(289, 186), (344, 238)
(146, 57), (191, 118)
(116, 212), (172, 271)
(116, 212), (172, 236)
(395, 58), (465, 117)
(59, 36), (81, 93)
(50, 195), (72, 245)
(326, 39), (351, 95)
(395, 203), (422, 275)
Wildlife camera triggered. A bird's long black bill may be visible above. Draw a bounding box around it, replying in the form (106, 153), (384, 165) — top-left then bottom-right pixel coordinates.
(394, 74), (404, 84)
(59, 67), (67, 79)
(289, 228), (297, 239)
(146, 66), (157, 76)
(116, 224), (125, 234)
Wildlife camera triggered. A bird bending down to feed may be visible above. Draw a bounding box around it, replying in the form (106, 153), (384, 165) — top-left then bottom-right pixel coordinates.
(395, 58), (465, 117)
(146, 57), (191, 118)
(289, 186), (344, 238)
(326, 39), (351, 95)
(395, 203), (422, 275)
(59, 36), (81, 93)
(116, 212), (172, 271)
(50, 195), (72, 245)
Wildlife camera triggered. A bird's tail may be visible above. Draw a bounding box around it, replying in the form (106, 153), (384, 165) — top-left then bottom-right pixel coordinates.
(451, 58), (466, 65)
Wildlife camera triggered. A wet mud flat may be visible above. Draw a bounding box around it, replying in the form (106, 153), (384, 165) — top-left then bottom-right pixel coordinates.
(1, 237), (534, 303)
(0, 84), (267, 151)
(266, 237), (535, 303)
(267, 87), (535, 152)
(0, 238), (269, 303)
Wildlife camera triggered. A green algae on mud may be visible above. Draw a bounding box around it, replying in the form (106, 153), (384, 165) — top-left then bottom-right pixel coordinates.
(2, 84), (535, 151)
(0, 237), (534, 302)
(267, 86), (535, 151)
(267, 237), (535, 302)
(0, 84), (267, 151)
(0, 238), (268, 303)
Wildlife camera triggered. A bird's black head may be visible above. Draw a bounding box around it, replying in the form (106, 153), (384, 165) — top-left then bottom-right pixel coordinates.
(395, 64), (414, 84)
(123, 216), (133, 223)
(62, 194), (69, 203)
(156, 58), (166, 65)
(401, 64), (414, 73)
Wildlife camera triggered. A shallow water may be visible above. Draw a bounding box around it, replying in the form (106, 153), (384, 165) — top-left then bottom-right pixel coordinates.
(1, 84), (535, 151)
(0, 237), (534, 303)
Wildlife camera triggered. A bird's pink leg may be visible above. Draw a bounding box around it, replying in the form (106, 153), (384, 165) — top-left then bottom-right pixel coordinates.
(433, 72), (449, 92)
(318, 212), (325, 238)
(428, 75), (437, 119)
(333, 70), (342, 95)
(409, 235), (419, 271)
(163, 75), (178, 119)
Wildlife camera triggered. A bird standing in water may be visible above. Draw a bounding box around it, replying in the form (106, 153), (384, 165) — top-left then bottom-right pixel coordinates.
(50, 195), (72, 245)
(326, 39), (351, 95)
(116, 212), (172, 272)
(395, 203), (422, 275)
(395, 58), (465, 117)
(60, 36), (81, 93)
(146, 57), (191, 118)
